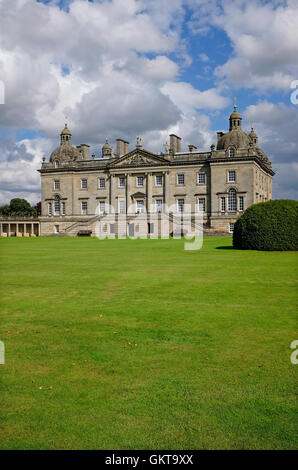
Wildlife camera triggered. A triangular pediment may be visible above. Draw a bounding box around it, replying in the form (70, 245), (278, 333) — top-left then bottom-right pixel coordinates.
(110, 148), (169, 168)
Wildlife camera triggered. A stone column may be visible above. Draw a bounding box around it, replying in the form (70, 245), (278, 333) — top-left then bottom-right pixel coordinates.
(31, 223), (34, 236)
(0, 223), (2, 236)
(125, 173), (128, 214)
(109, 174), (113, 213)
(145, 172), (149, 212)
(8, 223), (11, 237)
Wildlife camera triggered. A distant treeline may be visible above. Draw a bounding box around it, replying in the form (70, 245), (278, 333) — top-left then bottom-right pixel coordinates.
(0, 198), (41, 217)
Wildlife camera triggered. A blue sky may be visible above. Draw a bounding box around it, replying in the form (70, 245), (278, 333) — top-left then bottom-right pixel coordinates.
(0, 0), (297, 204)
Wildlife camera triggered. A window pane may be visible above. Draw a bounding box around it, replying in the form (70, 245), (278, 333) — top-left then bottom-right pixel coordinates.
(198, 198), (205, 212)
(221, 197), (226, 212)
(228, 189), (237, 211)
(177, 199), (184, 212)
(156, 199), (162, 212)
(156, 175), (162, 186)
(228, 170), (236, 182)
(177, 174), (184, 185)
(198, 173), (206, 184)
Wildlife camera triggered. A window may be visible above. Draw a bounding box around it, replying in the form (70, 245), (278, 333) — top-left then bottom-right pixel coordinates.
(229, 223), (235, 233)
(54, 195), (60, 215)
(81, 201), (88, 215)
(239, 196), (244, 211)
(229, 148), (235, 158)
(155, 199), (162, 213)
(48, 202), (52, 216)
(137, 176), (144, 187)
(136, 200), (144, 213)
(55, 225), (60, 234)
(119, 177), (125, 188)
(119, 200), (126, 214)
(198, 198), (206, 212)
(198, 173), (206, 185)
(98, 178), (105, 189)
(61, 202), (66, 216)
(228, 170), (236, 183)
(99, 201), (105, 213)
(54, 160), (59, 168)
(155, 175), (162, 186)
(228, 188), (237, 211)
(81, 178), (87, 189)
(221, 197), (226, 212)
(177, 174), (184, 185)
(177, 198), (184, 213)
(54, 180), (60, 190)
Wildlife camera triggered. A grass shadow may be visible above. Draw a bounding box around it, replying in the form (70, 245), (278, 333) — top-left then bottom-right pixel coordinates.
(216, 246), (235, 250)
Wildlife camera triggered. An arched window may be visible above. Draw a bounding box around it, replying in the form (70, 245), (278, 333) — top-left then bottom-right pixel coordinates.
(54, 195), (60, 215)
(229, 148), (235, 158)
(54, 160), (59, 168)
(228, 188), (237, 212)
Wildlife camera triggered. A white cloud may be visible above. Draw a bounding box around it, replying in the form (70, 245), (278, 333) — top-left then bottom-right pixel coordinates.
(189, 0), (298, 91)
(244, 100), (298, 199)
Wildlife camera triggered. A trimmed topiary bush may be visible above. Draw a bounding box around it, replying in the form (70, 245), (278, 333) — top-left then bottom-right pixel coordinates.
(233, 199), (298, 251)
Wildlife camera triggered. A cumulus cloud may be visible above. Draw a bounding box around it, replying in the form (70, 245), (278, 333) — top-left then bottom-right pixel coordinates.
(244, 100), (298, 199)
(0, 135), (53, 204)
(189, 0), (298, 92)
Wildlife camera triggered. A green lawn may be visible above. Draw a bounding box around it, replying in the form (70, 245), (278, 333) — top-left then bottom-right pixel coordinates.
(0, 237), (297, 450)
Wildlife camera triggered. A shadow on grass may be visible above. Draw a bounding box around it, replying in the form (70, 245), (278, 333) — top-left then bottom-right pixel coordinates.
(216, 246), (235, 250)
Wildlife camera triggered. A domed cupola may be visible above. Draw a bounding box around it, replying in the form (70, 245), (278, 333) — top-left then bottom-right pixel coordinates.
(217, 105), (251, 150)
(102, 137), (114, 158)
(249, 127), (258, 146)
(229, 104), (242, 131)
(60, 123), (72, 146)
(50, 123), (82, 164)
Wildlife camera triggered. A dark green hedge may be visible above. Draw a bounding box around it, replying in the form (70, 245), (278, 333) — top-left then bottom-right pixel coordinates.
(233, 199), (298, 251)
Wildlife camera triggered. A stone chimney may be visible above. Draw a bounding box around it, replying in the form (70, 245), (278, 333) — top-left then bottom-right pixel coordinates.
(76, 144), (90, 160)
(124, 141), (129, 154)
(170, 134), (182, 154)
(116, 139), (129, 157)
(188, 145), (197, 153)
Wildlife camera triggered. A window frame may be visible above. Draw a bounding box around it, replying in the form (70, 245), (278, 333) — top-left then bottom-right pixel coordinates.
(177, 198), (185, 213)
(155, 175), (162, 186)
(98, 177), (105, 189)
(136, 199), (145, 213)
(155, 199), (163, 213)
(177, 173), (185, 185)
(198, 197), (206, 212)
(81, 178), (88, 190)
(54, 180), (60, 191)
(137, 176), (144, 187)
(81, 201), (88, 215)
(228, 188), (237, 212)
(228, 170), (236, 183)
(118, 177), (125, 188)
(197, 172), (206, 185)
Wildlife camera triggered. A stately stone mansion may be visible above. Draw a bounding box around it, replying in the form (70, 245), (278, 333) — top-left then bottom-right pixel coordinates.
(33, 105), (274, 237)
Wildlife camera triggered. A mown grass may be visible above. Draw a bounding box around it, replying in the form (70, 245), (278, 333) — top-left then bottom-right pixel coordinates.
(0, 236), (297, 449)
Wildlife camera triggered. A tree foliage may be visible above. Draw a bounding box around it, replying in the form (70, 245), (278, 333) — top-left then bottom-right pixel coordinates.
(0, 198), (37, 217)
(233, 199), (298, 251)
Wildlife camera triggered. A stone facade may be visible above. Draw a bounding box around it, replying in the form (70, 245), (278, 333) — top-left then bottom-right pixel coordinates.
(38, 106), (274, 237)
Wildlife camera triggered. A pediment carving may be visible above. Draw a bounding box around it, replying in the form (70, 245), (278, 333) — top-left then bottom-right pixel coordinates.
(111, 150), (168, 168)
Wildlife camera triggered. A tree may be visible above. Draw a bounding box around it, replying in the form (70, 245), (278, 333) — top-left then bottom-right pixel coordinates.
(233, 199), (298, 251)
(0, 198), (37, 217)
